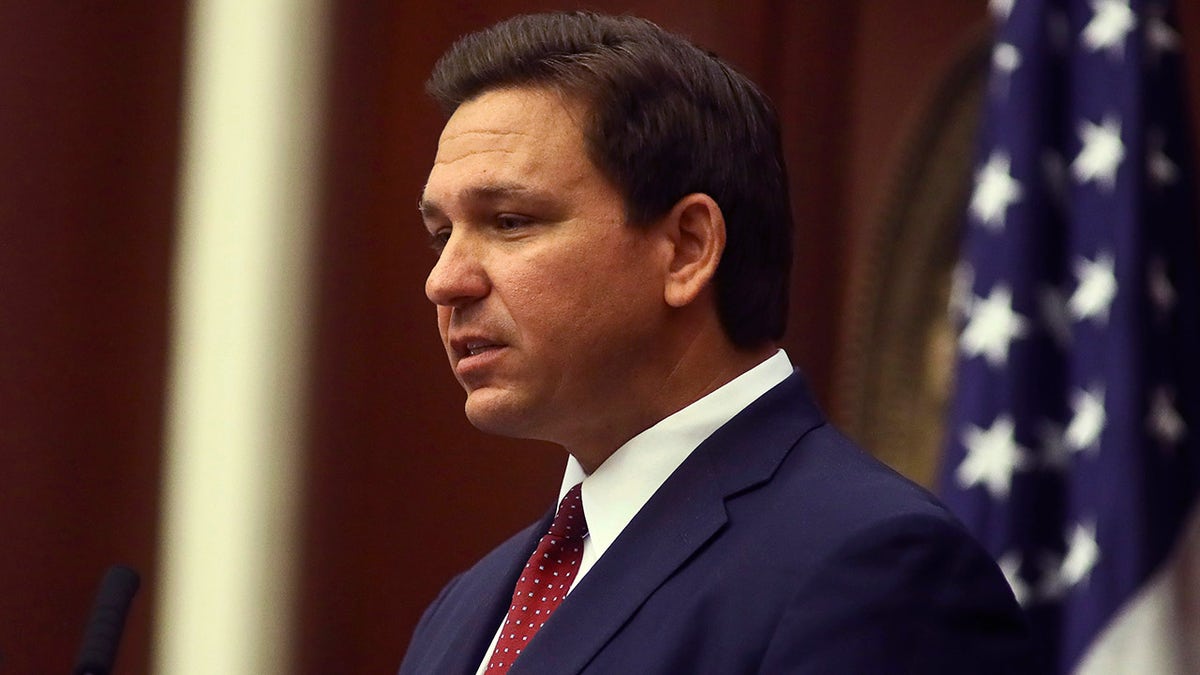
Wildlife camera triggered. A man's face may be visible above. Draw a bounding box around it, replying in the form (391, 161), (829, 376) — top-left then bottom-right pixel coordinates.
(420, 87), (669, 455)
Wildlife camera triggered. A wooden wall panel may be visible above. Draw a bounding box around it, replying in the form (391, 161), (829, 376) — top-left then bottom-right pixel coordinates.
(766, 1), (858, 400)
(0, 3), (184, 672)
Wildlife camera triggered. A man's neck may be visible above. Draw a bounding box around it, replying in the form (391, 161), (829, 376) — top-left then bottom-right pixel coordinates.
(566, 342), (778, 473)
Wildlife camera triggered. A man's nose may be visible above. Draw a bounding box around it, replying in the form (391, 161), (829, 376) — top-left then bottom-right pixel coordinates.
(425, 232), (488, 307)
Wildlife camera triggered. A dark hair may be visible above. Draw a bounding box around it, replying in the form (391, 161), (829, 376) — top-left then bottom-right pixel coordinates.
(426, 11), (792, 348)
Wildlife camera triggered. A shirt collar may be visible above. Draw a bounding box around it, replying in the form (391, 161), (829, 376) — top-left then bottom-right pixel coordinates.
(559, 349), (793, 559)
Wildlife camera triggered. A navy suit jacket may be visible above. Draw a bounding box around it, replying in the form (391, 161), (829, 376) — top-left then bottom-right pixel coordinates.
(399, 371), (1030, 673)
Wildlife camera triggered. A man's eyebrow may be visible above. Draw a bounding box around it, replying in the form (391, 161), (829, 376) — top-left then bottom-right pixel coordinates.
(417, 194), (443, 221)
(418, 183), (554, 219)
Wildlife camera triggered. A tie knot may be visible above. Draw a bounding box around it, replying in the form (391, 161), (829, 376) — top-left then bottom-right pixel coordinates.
(546, 483), (587, 540)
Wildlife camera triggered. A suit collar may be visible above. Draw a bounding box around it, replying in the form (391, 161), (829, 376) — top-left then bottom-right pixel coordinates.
(566, 350), (795, 575)
(508, 370), (826, 674)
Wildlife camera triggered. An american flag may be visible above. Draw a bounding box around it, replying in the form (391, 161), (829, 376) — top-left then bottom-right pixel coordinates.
(938, 0), (1200, 672)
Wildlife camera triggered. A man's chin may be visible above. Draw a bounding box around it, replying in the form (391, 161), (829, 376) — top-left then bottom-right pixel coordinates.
(463, 391), (540, 439)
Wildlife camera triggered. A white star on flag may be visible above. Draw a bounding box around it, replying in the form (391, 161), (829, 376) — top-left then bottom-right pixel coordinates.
(957, 414), (1031, 499)
(1072, 116), (1125, 189)
(971, 151), (1023, 230)
(1148, 386), (1186, 447)
(961, 284), (1030, 367)
(1066, 385), (1106, 453)
(1039, 521), (1103, 600)
(990, 43), (1022, 98)
(1048, 10), (1073, 54)
(1038, 285), (1071, 348)
(989, 0), (1015, 23)
(1038, 419), (1070, 470)
(950, 262), (976, 320)
(1060, 521), (1101, 588)
(1148, 257), (1177, 316)
(1146, 13), (1181, 58)
(1082, 0), (1136, 58)
(998, 551), (1032, 606)
(1042, 149), (1068, 207)
(1068, 252), (1118, 323)
(1147, 129), (1180, 187)
(993, 43), (1021, 75)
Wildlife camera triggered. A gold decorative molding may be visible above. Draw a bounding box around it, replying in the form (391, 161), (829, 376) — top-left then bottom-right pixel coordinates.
(837, 33), (990, 488)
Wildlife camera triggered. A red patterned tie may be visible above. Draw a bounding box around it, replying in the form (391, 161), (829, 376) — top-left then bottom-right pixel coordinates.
(485, 483), (587, 673)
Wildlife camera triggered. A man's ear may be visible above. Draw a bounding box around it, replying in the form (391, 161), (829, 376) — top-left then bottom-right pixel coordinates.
(661, 193), (725, 308)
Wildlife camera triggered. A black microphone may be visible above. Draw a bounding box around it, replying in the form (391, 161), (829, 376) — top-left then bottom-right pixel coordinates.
(72, 565), (140, 675)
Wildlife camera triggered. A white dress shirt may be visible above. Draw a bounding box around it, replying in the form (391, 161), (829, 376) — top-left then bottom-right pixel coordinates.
(475, 350), (794, 674)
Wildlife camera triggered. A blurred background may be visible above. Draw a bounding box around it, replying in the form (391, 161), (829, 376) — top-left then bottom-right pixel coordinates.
(2, 1), (1198, 673)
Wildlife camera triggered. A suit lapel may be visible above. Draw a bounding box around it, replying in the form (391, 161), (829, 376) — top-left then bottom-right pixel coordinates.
(509, 371), (826, 674)
(424, 513), (553, 674)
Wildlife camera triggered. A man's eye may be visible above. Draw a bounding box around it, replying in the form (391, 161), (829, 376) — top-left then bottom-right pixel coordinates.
(496, 215), (531, 231)
(429, 230), (451, 253)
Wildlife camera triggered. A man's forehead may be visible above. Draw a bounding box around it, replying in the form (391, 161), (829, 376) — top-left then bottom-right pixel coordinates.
(432, 129), (533, 166)
(424, 88), (599, 202)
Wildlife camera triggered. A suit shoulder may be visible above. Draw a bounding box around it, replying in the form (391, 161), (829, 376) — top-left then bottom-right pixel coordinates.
(774, 423), (959, 530)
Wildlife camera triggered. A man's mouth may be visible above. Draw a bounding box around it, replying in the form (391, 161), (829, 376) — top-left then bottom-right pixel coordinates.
(464, 342), (500, 357)
(451, 337), (505, 360)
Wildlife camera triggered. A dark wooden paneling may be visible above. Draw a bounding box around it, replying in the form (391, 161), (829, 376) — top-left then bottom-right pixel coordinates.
(765, 1), (859, 401)
(0, 3), (184, 672)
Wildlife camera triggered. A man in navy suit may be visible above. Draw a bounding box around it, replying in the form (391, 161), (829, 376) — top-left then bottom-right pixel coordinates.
(403, 11), (1030, 674)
